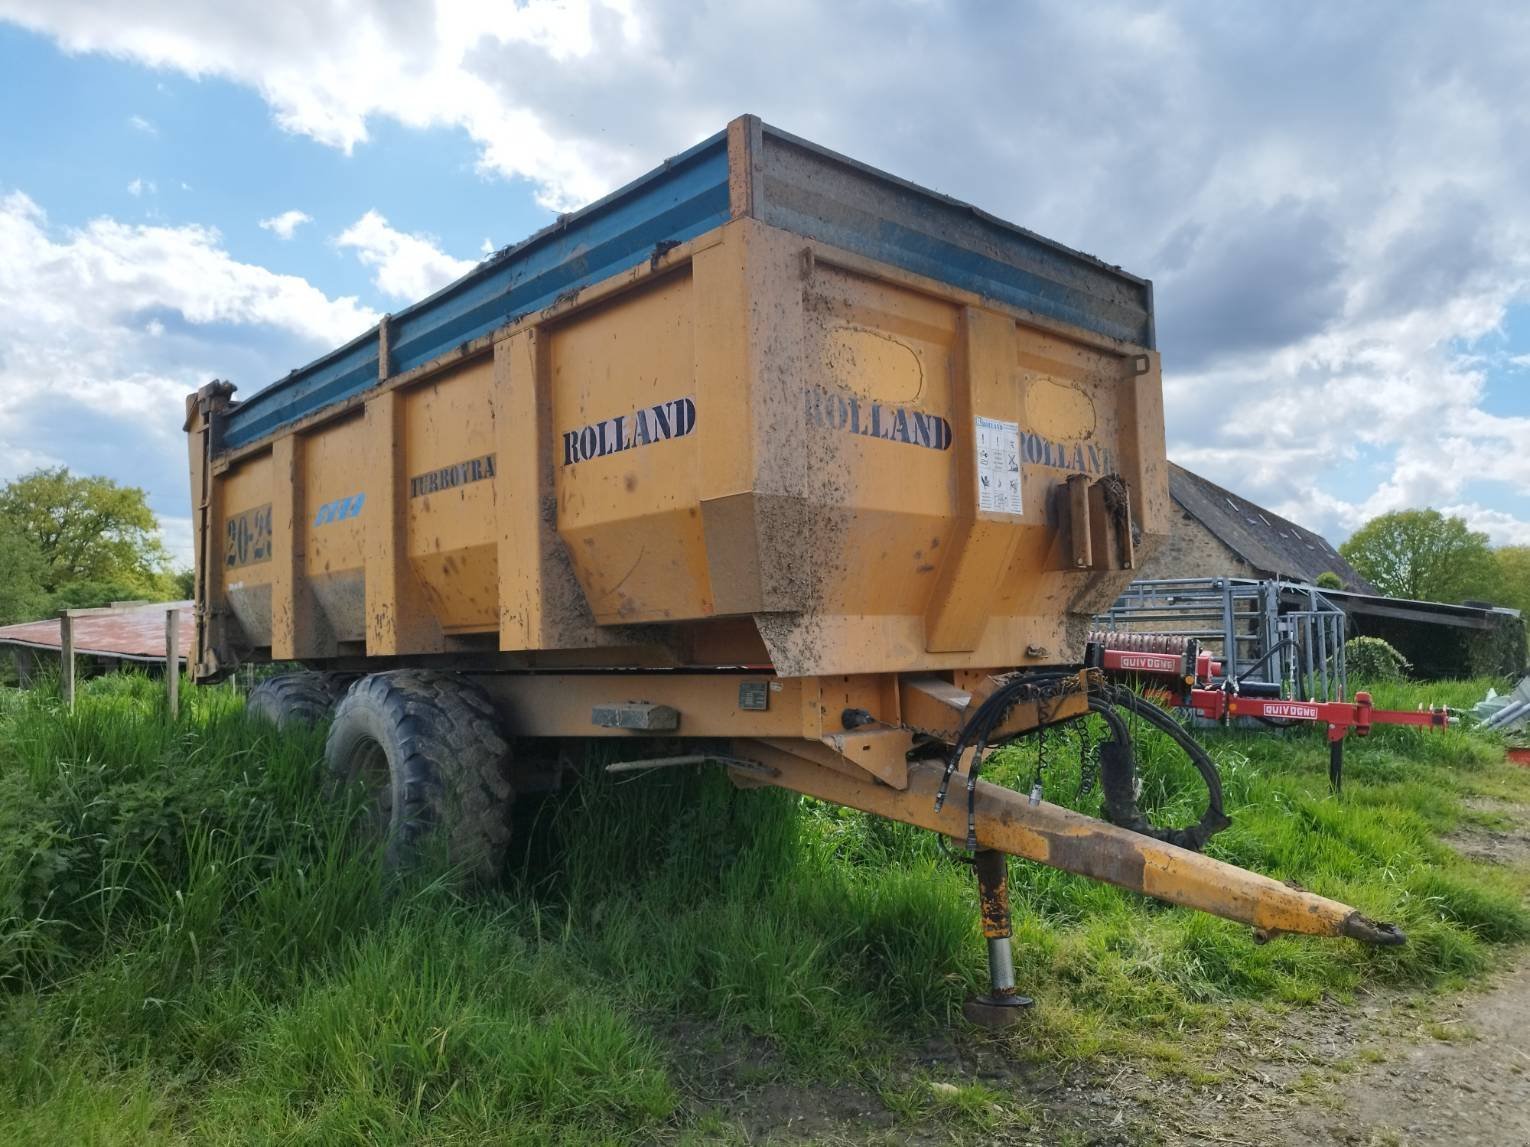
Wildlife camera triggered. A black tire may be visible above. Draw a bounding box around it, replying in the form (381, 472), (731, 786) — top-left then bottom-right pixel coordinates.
(324, 670), (513, 881)
(246, 672), (348, 729)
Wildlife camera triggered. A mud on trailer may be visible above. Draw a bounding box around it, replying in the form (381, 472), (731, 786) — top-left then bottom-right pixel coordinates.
(187, 116), (1402, 1025)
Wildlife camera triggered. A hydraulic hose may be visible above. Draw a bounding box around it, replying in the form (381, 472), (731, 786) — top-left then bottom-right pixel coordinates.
(934, 673), (1231, 855)
(933, 671), (1077, 850)
(1090, 683), (1231, 852)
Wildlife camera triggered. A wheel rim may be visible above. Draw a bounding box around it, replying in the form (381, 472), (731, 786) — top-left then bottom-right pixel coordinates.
(344, 735), (393, 833)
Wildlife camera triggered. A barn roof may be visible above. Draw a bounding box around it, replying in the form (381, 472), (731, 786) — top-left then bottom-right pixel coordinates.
(1168, 464), (1377, 592)
(0, 601), (193, 664)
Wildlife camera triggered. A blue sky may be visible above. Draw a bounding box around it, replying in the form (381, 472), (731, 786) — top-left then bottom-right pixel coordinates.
(0, 19), (558, 561)
(0, 23), (552, 318)
(0, 2), (1526, 566)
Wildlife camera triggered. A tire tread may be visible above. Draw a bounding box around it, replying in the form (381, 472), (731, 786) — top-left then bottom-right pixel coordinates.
(324, 670), (513, 880)
(246, 672), (349, 729)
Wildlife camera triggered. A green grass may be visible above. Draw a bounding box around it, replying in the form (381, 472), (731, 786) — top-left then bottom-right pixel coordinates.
(1, 672), (1527, 1142)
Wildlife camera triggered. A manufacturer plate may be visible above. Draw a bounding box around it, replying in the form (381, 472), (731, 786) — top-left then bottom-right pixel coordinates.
(738, 682), (769, 711)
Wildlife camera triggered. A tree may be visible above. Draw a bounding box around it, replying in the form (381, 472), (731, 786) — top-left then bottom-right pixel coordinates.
(1339, 510), (1499, 603)
(0, 518), (48, 624)
(1314, 571), (1343, 590)
(1495, 545), (1530, 615)
(48, 579), (160, 612)
(0, 468), (170, 594)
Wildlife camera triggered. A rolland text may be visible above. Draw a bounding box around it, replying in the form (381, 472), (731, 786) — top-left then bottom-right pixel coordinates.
(804, 385), (952, 450)
(561, 396), (697, 466)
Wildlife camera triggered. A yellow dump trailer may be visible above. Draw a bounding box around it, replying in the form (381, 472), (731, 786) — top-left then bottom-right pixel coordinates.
(188, 116), (1400, 1022)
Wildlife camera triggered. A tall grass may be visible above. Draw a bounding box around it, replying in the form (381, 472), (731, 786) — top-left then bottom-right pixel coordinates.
(1, 672), (1526, 1142)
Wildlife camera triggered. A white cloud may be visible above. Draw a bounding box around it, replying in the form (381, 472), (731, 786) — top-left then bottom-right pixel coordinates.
(0, 189), (378, 564)
(0, 443), (64, 483)
(157, 514), (194, 569)
(0, 195), (375, 344)
(128, 113), (156, 134)
(126, 177), (156, 196)
(1442, 506), (1530, 547)
(258, 208), (312, 240)
(1166, 281), (1530, 544)
(335, 209), (474, 301)
(0, 0), (636, 209)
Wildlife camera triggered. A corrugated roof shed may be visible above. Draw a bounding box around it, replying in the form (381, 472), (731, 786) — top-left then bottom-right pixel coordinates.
(0, 601), (193, 664)
(1168, 464), (1377, 592)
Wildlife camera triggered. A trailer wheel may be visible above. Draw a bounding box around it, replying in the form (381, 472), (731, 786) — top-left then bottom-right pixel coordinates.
(246, 672), (349, 729)
(324, 670), (513, 881)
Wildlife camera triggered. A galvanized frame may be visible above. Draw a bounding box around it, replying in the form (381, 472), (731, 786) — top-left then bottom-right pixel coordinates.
(1094, 576), (1347, 701)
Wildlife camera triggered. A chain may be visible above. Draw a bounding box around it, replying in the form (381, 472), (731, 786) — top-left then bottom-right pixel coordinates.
(1028, 723), (1048, 806)
(1077, 721), (1098, 798)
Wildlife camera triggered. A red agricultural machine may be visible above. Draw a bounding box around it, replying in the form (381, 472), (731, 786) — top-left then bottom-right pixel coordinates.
(1086, 631), (1454, 791)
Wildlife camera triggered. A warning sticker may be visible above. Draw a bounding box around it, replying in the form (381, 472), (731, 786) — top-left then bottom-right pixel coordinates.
(975, 416), (1023, 515)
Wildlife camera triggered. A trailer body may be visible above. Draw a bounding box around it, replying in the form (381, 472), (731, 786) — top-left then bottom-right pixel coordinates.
(188, 119), (1400, 1007)
(190, 116), (1164, 684)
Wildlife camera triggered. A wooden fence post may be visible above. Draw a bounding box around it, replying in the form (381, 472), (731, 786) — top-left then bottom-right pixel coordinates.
(59, 611), (75, 712)
(165, 607), (180, 720)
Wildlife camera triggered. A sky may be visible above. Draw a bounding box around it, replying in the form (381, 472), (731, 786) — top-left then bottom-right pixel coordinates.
(0, 0), (1527, 569)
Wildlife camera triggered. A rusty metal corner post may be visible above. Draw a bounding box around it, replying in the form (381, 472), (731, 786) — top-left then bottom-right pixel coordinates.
(59, 610), (75, 712)
(186, 379), (236, 682)
(165, 607), (180, 720)
(962, 848), (1033, 1028)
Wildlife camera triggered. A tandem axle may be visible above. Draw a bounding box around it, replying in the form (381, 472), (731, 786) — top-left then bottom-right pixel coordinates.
(249, 660), (1407, 1028)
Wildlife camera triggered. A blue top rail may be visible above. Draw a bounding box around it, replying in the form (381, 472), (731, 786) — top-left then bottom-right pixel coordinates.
(220, 118), (1153, 451)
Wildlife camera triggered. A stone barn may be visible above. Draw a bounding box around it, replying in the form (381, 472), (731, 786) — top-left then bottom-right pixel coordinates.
(1139, 463), (1376, 590)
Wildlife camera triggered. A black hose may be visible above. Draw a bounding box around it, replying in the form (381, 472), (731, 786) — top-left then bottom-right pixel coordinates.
(1227, 639), (1304, 726)
(934, 673), (1231, 854)
(1106, 685), (1226, 813)
(958, 675), (1075, 847)
(934, 671), (1072, 808)
(1235, 638), (1297, 686)
(963, 686), (1069, 843)
(933, 671), (1075, 850)
(1093, 682), (1230, 851)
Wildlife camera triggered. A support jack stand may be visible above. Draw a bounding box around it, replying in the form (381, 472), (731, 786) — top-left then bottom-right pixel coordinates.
(962, 848), (1034, 1028)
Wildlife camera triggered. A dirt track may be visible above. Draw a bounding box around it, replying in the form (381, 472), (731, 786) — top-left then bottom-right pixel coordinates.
(1242, 799), (1530, 1147)
(700, 799), (1530, 1145)
(1265, 952), (1530, 1147)
(688, 954), (1530, 1145)
(1122, 798), (1530, 1147)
